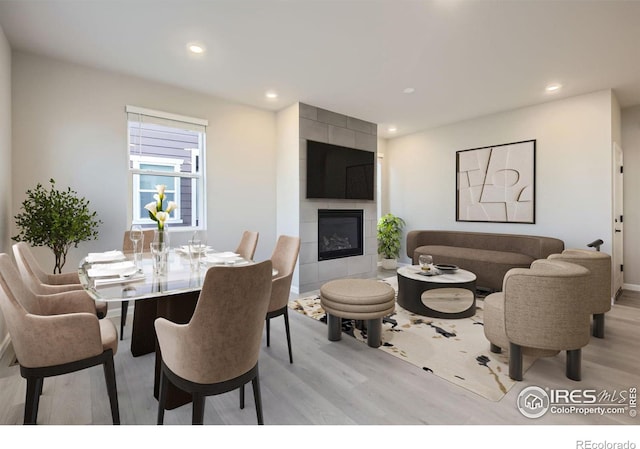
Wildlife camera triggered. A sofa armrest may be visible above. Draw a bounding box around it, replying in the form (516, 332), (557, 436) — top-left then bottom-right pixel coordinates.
(406, 230), (429, 259)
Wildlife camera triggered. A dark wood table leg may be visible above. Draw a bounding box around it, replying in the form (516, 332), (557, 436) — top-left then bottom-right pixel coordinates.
(153, 291), (199, 410)
(130, 298), (158, 357)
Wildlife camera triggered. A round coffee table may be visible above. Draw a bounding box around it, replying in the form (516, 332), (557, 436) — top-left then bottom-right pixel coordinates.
(396, 265), (476, 318)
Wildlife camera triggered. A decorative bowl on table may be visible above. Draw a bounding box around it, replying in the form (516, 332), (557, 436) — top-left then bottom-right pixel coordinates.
(434, 263), (458, 273)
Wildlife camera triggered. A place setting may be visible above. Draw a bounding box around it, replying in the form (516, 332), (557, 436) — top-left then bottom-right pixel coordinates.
(85, 258), (145, 286)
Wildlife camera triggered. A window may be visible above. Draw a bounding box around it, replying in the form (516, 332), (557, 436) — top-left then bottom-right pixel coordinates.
(126, 105), (207, 230)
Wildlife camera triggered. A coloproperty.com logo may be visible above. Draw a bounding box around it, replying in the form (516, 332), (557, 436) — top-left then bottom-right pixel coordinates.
(517, 385), (637, 419)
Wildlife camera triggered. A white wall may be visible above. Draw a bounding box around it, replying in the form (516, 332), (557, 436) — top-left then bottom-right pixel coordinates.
(276, 102), (300, 237)
(0, 26), (10, 255)
(276, 102), (301, 289)
(386, 90), (616, 266)
(0, 25), (11, 354)
(11, 51), (277, 272)
(621, 105), (640, 288)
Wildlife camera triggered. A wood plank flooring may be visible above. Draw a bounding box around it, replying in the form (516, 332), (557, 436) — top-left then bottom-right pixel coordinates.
(1, 272), (638, 429)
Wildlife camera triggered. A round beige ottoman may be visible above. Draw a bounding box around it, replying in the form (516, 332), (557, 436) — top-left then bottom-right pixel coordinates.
(320, 279), (395, 348)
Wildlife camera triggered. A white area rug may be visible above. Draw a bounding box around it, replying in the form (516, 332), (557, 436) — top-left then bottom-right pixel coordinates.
(289, 276), (536, 402)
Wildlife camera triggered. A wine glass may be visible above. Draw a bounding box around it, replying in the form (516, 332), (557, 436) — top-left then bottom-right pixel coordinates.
(130, 225), (143, 266)
(191, 231), (207, 252)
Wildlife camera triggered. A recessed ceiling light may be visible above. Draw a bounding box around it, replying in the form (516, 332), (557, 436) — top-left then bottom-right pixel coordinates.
(546, 83), (562, 92)
(403, 87), (415, 94)
(265, 91), (278, 99)
(388, 126), (398, 133)
(188, 43), (205, 54)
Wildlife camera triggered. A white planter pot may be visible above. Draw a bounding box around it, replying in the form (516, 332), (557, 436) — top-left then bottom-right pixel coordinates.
(381, 258), (397, 270)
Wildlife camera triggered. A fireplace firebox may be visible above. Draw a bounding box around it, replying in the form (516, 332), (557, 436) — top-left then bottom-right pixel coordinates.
(317, 209), (364, 261)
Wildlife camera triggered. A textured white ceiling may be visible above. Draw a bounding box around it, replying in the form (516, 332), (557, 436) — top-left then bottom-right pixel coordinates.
(1, 0), (640, 137)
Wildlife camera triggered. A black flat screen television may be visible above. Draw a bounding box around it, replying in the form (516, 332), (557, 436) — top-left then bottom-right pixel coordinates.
(306, 140), (375, 200)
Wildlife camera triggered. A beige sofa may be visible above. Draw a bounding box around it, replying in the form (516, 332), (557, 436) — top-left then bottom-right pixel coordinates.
(406, 230), (565, 291)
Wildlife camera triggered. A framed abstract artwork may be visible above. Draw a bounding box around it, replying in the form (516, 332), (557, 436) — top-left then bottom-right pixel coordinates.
(456, 139), (536, 223)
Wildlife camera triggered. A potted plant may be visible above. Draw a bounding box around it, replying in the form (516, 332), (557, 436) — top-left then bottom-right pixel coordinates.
(377, 213), (406, 270)
(13, 179), (102, 273)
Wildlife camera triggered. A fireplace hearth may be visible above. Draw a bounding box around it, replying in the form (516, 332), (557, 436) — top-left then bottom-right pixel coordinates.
(318, 209), (364, 261)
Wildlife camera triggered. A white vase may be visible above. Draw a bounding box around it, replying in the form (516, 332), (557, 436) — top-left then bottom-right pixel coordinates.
(381, 258), (397, 270)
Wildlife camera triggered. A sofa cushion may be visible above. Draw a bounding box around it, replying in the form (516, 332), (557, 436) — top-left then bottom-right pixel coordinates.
(414, 245), (535, 291)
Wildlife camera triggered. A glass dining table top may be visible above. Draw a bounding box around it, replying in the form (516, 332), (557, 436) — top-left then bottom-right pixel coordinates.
(78, 250), (254, 302)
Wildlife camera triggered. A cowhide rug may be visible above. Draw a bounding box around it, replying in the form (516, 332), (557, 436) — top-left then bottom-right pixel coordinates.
(288, 276), (536, 402)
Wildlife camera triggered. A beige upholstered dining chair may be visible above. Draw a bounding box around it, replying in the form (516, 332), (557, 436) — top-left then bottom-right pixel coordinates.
(12, 242), (108, 319)
(548, 249), (612, 338)
(0, 253), (120, 425)
(155, 260), (273, 425)
(119, 229), (156, 339)
(483, 259), (592, 381)
(265, 235), (300, 364)
(235, 231), (259, 261)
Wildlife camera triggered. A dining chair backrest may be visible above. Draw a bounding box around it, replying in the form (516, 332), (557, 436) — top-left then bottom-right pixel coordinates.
(268, 235), (300, 313)
(12, 242), (49, 290)
(0, 253), (34, 324)
(235, 231), (259, 261)
(4, 250), (43, 314)
(122, 230), (156, 253)
(157, 260), (273, 385)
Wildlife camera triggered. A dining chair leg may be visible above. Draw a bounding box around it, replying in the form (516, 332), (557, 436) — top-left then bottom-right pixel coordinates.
(24, 377), (41, 425)
(157, 369), (168, 425)
(120, 300), (129, 341)
(252, 373), (264, 425)
(239, 385), (245, 409)
(266, 318), (271, 347)
(103, 351), (120, 424)
(36, 377), (44, 398)
(192, 393), (205, 425)
(284, 309), (293, 364)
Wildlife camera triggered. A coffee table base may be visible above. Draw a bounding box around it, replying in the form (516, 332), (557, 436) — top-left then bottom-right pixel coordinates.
(397, 272), (476, 319)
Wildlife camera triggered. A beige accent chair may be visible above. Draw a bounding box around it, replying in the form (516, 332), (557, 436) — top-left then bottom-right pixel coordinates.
(483, 259), (592, 381)
(235, 231), (259, 261)
(12, 242), (108, 319)
(548, 249), (612, 338)
(155, 260), (273, 425)
(0, 253), (120, 425)
(265, 235), (300, 363)
(120, 229), (156, 339)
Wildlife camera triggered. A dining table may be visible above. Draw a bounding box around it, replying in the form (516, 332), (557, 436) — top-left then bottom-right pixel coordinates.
(78, 246), (259, 410)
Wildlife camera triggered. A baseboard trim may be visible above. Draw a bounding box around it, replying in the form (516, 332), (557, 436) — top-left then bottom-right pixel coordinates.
(623, 283), (640, 292)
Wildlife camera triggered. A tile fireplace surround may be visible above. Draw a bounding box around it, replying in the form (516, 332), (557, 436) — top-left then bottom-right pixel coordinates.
(297, 103), (378, 293)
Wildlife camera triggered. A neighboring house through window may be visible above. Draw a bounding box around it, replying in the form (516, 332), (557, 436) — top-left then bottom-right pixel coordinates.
(126, 105), (207, 230)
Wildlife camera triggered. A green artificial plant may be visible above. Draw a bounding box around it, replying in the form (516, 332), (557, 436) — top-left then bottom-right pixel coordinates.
(13, 179), (103, 273)
(376, 213), (406, 260)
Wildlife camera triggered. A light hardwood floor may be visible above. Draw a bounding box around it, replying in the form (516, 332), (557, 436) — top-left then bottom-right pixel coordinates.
(0, 270), (638, 427)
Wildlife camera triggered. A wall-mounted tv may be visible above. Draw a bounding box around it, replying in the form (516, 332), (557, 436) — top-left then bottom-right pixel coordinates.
(306, 140), (375, 200)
